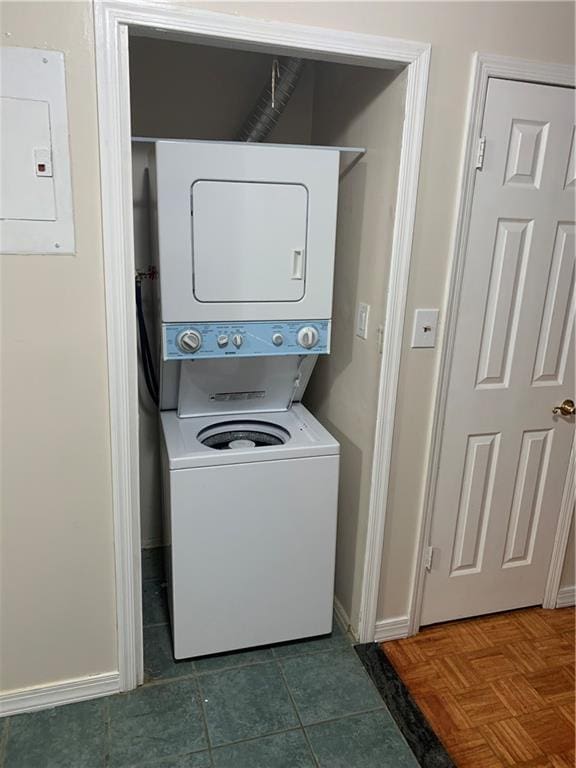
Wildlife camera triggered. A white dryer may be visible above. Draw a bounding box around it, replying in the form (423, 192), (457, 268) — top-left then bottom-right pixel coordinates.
(161, 403), (339, 660)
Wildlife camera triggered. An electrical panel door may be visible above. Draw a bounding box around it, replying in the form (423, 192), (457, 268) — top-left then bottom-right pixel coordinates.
(192, 181), (308, 303)
(0, 97), (56, 222)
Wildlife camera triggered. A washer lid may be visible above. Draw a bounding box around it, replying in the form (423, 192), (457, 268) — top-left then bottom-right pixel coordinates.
(177, 356), (317, 418)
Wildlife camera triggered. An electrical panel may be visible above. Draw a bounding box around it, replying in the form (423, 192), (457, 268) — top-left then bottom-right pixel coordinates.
(0, 47), (75, 254)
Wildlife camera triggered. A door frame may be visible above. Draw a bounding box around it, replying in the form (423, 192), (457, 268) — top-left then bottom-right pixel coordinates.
(409, 53), (576, 636)
(94, 0), (431, 690)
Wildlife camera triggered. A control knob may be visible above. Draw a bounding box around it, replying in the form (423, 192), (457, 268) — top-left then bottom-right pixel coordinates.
(272, 333), (284, 347)
(217, 335), (229, 348)
(232, 334), (244, 348)
(177, 329), (202, 354)
(297, 326), (319, 349)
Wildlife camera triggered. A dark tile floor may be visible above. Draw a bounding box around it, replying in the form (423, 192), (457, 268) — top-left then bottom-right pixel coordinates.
(0, 548), (420, 768)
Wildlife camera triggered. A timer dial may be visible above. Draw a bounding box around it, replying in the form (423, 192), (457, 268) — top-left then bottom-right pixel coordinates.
(177, 329), (202, 354)
(297, 326), (319, 349)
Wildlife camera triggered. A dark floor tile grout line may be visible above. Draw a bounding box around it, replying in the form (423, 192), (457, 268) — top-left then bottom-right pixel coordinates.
(210, 725), (306, 753)
(194, 656), (274, 675)
(270, 643), (351, 662)
(302, 704), (387, 732)
(194, 668), (216, 763)
(275, 656), (321, 768)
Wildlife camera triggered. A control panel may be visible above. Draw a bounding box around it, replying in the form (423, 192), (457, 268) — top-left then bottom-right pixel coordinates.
(163, 320), (330, 360)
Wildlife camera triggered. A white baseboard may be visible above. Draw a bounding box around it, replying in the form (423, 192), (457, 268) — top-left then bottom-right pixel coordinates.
(0, 671), (120, 718)
(556, 585), (576, 608)
(374, 615), (410, 643)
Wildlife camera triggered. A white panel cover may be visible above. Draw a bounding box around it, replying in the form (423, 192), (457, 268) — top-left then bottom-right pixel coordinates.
(0, 97), (55, 221)
(192, 181), (307, 303)
(0, 47), (75, 254)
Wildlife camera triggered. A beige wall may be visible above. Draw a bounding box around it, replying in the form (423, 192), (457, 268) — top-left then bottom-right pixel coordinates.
(0, 1), (117, 692)
(129, 37), (316, 143)
(306, 63), (406, 627)
(193, 1), (576, 623)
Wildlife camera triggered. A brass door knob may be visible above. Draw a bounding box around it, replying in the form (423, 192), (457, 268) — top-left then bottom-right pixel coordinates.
(552, 398), (575, 416)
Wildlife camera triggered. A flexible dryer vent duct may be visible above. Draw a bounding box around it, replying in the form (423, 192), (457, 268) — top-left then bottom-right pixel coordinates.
(237, 57), (305, 142)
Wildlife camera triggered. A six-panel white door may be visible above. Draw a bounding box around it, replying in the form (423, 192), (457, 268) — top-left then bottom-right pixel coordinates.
(422, 78), (575, 626)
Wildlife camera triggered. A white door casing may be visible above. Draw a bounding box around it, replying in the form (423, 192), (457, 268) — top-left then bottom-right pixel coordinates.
(422, 78), (575, 626)
(94, 0), (430, 692)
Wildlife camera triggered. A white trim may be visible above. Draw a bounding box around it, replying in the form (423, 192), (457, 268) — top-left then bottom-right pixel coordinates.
(0, 673), (120, 718)
(556, 585), (576, 609)
(374, 616), (410, 643)
(358, 43), (430, 643)
(94, 0), (430, 685)
(94, 4), (143, 692)
(544, 438), (576, 608)
(410, 53), (576, 636)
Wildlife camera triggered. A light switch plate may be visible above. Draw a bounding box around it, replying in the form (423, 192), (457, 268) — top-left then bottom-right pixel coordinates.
(411, 309), (439, 348)
(356, 302), (370, 339)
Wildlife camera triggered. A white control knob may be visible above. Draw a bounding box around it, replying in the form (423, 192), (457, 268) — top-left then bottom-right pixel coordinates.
(232, 334), (243, 348)
(297, 326), (319, 349)
(272, 333), (284, 347)
(177, 329), (202, 354)
(217, 335), (229, 348)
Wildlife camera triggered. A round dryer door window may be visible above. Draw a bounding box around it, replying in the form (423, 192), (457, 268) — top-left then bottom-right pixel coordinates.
(198, 421), (290, 450)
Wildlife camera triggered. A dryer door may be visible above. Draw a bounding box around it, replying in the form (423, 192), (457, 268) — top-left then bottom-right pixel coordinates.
(192, 181), (308, 303)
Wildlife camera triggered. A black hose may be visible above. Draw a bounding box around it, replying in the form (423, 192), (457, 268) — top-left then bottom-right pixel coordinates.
(135, 279), (159, 407)
(236, 57), (304, 143)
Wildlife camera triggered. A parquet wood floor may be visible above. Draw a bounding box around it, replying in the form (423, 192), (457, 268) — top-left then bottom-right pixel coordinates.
(382, 607), (575, 768)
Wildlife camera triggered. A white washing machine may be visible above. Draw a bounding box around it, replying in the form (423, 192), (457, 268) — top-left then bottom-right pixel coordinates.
(161, 403), (339, 659)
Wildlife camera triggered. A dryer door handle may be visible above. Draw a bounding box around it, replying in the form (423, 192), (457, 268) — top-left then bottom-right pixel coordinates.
(291, 249), (305, 280)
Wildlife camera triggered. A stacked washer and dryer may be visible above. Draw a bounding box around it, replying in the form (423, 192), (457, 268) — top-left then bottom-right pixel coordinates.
(150, 139), (342, 659)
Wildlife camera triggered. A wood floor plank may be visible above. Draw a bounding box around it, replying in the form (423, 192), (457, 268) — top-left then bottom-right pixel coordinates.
(431, 654), (483, 694)
(490, 675), (547, 717)
(454, 685), (512, 726)
(512, 611), (557, 640)
(441, 727), (505, 768)
(465, 648), (519, 681)
(416, 690), (473, 734)
(382, 607), (575, 767)
(549, 749), (575, 768)
(479, 717), (544, 764)
(516, 709), (574, 755)
(526, 666), (574, 704)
